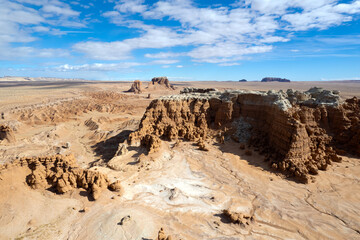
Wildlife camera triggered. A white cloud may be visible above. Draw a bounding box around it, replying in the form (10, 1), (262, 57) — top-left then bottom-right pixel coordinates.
(41, 4), (80, 16)
(74, 26), (189, 60)
(55, 62), (142, 71)
(114, 0), (146, 13)
(144, 52), (184, 59)
(219, 62), (241, 66)
(53, 59), (181, 72)
(150, 59), (179, 64)
(32, 25), (49, 32)
(0, 45), (69, 59)
(176, 65), (183, 68)
(260, 36), (290, 43)
(188, 43), (273, 63)
(0, 0), (84, 60)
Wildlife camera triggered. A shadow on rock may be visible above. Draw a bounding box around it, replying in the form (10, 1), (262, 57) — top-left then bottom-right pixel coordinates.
(92, 130), (133, 162)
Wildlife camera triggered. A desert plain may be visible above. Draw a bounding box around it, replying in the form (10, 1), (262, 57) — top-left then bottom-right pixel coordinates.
(0, 78), (360, 240)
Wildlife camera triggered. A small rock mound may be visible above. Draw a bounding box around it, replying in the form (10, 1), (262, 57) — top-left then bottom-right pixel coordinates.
(149, 77), (175, 90)
(0, 124), (16, 143)
(157, 228), (172, 240)
(197, 139), (209, 151)
(1, 154), (120, 200)
(222, 209), (255, 226)
(128, 80), (142, 93)
(109, 180), (123, 194)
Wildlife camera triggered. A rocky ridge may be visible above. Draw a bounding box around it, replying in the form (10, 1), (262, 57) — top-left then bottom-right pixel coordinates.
(129, 87), (359, 183)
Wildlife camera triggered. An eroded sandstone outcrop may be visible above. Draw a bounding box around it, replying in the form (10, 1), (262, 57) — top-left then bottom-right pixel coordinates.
(0, 124), (16, 143)
(0, 154), (119, 199)
(157, 228), (172, 240)
(128, 80), (142, 93)
(149, 77), (175, 90)
(129, 88), (359, 183)
(222, 209), (255, 226)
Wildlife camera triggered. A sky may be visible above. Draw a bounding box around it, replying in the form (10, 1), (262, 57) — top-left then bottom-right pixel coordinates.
(0, 0), (360, 81)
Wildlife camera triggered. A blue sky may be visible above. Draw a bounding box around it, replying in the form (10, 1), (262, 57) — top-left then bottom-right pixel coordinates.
(0, 0), (360, 81)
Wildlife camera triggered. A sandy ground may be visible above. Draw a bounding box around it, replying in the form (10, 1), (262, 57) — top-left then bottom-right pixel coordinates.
(0, 80), (359, 239)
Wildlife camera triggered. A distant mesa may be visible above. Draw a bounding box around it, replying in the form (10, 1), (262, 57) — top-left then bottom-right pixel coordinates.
(127, 80), (142, 94)
(261, 77), (290, 82)
(147, 76), (175, 90)
(239, 79), (247, 82)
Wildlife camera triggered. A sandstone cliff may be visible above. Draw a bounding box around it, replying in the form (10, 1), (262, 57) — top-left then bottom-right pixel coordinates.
(129, 88), (359, 183)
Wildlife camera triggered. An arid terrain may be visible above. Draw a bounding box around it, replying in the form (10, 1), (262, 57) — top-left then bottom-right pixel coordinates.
(0, 79), (360, 240)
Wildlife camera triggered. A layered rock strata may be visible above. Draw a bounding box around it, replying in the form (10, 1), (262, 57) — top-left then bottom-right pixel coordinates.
(129, 88), (359, 183)
(0, 154), (119, 199)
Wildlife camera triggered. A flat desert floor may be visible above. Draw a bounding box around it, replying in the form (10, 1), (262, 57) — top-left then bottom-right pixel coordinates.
(0, 80), (359, 239)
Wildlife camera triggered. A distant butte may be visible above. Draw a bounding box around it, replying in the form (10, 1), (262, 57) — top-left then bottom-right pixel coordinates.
(261, 77), (290, 82)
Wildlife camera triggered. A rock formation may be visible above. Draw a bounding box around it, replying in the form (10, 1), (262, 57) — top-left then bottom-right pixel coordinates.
(222, 209), (254, 225)
(0, 154), (119, 200)
(114, 143), (128, 156)
(0, 124), (16, 143)
(140, 134), (162, 153)
(129, 88), (360, 183)
(239, 79), (247, 82)
(261, 77), (290, 82)
(149, 77), (175, 90)
(128, 80), (142, 93)
(180, 87), (217, 94)
(157, 228), (172, 240)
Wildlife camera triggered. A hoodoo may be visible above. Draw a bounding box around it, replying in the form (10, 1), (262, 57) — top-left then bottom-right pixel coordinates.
(128, 80), (142, 93)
